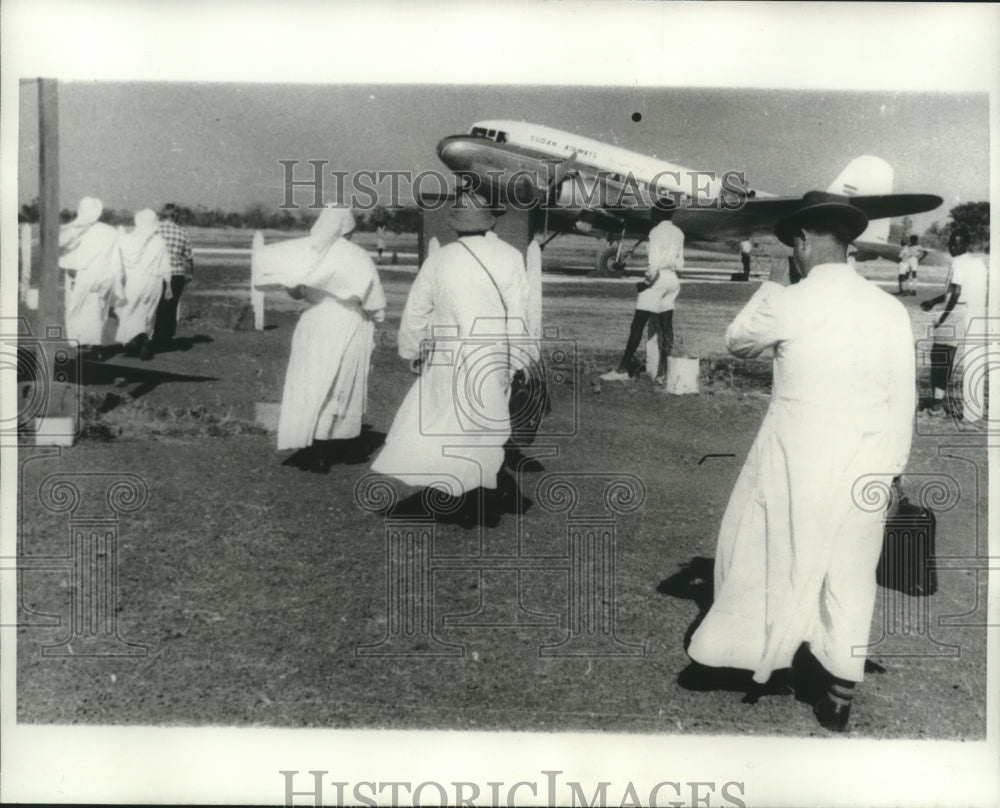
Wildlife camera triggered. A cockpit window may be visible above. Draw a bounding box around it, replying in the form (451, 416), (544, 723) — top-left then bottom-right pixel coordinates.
(469, 127), (507, 143)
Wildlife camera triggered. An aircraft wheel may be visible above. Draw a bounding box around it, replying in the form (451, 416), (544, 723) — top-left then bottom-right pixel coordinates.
(593, 245), (623, 277)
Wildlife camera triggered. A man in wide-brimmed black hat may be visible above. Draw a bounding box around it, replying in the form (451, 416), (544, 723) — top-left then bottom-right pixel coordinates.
(684, 191), (917, 733)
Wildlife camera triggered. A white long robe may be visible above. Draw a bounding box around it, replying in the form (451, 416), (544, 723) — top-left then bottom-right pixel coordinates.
(371, 233), (528, 494)
(687, 264), (915, 683)
(58, 221), (124, 346)
(115, 222), (171, 345)
(275, 239), (386, 449)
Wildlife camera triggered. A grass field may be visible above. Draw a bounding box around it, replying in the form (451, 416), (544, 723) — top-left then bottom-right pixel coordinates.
(15, 232), (989, 740)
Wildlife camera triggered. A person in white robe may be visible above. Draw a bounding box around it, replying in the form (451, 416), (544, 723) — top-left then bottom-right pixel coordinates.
(371, 197), (529, 524)
(58, 197), (125, 356)
(685, 192), (916, 732)
(254, 207), (385, 471)
(115, 209), (172, 359)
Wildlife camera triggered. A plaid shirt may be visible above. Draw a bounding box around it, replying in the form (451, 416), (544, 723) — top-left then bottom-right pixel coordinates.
(157, 220), (194, 276)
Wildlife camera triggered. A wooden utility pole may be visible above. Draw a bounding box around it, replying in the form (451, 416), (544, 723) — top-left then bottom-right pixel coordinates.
(37, 79), (61, 346)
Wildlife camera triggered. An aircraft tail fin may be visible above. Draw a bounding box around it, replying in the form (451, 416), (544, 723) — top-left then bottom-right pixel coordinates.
(856, 212), (891, 248)
(828, 156), (894, 245)
(827, 155), (894, 197)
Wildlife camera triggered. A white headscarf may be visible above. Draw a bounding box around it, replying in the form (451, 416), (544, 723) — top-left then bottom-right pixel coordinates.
(310, 207), (355, 269)
(119, 209), (169, 277)
(59, 196), (105, 250)
(301, 208), (384, 316)
(253, 206), (383, 318)
(58, 197), (123, 299)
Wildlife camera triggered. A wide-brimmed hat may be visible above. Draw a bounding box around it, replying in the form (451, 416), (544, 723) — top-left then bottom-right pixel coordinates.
(774, 191), (868, 247)
(447, 194), (505, 233)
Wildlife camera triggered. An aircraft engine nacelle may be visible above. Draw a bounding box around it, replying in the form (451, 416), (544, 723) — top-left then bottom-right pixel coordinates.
(459, 169), (542, 208)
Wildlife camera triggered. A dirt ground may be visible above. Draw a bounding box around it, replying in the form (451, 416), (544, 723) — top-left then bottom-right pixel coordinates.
(14, 249), (989, 739)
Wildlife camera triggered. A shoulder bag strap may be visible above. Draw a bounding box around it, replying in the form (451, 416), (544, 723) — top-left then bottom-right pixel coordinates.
(458, 240), (507, 317)
(457, 239), (511, 370)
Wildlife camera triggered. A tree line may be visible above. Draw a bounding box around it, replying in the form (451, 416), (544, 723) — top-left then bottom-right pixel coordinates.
(888, 201), (989, 252)
(17, 200), (423, 234)
(18, 198), (989, 251)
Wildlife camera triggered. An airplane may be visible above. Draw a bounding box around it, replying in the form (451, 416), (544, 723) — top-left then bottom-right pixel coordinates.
(436, 120), (943, 275)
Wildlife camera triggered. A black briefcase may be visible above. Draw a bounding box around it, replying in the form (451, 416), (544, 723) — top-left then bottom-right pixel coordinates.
(508, 363), (551, 448)
(877, 497), (938, 596)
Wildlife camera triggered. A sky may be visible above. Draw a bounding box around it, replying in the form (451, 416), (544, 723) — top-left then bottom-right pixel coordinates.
(17, 82), (990, 235)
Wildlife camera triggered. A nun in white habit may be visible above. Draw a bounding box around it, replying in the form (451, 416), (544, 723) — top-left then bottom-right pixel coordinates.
(115, 209), (173, 359)
(58, 197), (125, 354)
(255, 207), (386, 471)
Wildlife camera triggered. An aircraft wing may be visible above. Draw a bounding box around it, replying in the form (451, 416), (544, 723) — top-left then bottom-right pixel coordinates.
(853, 240), (949, 265)
(672, 192), (943, 242)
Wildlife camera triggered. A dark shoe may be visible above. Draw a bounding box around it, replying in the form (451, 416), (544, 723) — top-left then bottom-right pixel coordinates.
(281, 446), (317, 471)
(446, 490), (492, 528)
(677, 662), (753, 692)
(741, 671), (793, 704)
(814, 696), (851, 732)
(386, 491), (434, 520)
(342, 437), (372, 466)
(790, 646), (829, 704)
(311, 440), (356, 473)
(493, 470), (531, 515)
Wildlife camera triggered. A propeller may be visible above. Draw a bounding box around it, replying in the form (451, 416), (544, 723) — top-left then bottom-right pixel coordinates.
(550, 152), (578, 190)
(541, 152), (579, 238)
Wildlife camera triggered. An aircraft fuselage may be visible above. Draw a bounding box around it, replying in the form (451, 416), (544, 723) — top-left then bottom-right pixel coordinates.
(434, 119), (943, 252)
(436, 120), (751, 240)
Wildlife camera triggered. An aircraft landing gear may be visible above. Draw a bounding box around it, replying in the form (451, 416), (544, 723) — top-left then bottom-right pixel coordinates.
(592, 230), (646, 278)
(594, 244), (625, 277)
